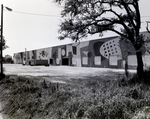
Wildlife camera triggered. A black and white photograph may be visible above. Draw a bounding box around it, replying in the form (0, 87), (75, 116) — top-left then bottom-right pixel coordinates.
(0, 0), (150, 118)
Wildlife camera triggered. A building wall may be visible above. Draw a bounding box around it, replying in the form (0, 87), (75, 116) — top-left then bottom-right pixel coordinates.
(13, 53), (22, 64)
(13, 35), (150, 69)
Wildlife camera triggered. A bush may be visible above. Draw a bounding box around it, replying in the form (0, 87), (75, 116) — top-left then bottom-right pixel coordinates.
(0, 74), (150, 119)
(128, 67), (150, 85)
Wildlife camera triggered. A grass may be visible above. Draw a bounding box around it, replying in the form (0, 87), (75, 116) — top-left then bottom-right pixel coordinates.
(0, 70), (150, 119)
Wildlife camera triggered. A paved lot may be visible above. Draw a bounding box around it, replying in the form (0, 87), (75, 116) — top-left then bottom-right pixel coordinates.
(3, 64), (137, 84)
(4, 64), (136, 77)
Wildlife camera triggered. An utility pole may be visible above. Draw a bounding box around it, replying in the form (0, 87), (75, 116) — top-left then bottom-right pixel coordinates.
(25, 48), (27, 65)
(1, 4), (4, 77)
(0, 4), (12, 78)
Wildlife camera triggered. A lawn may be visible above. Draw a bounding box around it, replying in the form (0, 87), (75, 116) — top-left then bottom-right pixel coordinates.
(0, 70), (150, 119)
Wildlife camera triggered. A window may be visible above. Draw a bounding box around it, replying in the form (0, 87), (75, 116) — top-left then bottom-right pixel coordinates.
(72, 46), (77, 55)
(94, 56), (101, 65)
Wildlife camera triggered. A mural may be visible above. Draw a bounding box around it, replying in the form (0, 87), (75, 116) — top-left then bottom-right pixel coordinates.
(13, 34), (150, 69)
(61, 45), (66, 57)
(37, 48), (49, 60)
(13, 53), (22, 64)
(100, 37), (122, 60)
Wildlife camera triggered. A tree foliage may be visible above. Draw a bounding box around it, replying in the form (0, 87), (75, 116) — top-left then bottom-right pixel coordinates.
(4, 55), (13, 63)
(55, 0), (144, 75)
(0, 36), (8, 50)
(145, 21), (150, 54)
(56, 0), (141, 42)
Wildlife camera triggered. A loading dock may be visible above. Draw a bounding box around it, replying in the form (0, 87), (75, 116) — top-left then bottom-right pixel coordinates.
(62, 58), (69, 65)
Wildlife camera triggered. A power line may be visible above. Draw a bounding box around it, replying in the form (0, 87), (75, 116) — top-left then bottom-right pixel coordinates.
(10, 10), (150, 19)
(141, 16), (150, 18)
(12, 11), (61, 17)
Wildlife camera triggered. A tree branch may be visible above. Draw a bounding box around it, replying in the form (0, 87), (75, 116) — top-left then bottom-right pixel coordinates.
(121, 0), (136, 30)
(133, 0), (141, 36)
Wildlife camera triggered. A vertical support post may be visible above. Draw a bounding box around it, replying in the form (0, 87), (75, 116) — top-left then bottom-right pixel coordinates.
(1, 4), (3, 76)
(25, 48), (27, 65)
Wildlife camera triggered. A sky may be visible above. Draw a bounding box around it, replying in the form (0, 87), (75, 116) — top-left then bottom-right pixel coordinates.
(0, 0), (150, 57)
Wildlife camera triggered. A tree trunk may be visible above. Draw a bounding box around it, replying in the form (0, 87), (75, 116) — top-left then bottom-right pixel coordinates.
(136, 51), (144, 78)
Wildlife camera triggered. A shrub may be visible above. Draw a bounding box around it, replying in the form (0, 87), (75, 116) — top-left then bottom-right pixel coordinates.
(0, 73), (150, 119)
(128, 67), (150, 85)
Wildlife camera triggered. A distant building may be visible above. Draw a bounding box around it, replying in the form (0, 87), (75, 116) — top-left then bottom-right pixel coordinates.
(13, 32), (150, 69)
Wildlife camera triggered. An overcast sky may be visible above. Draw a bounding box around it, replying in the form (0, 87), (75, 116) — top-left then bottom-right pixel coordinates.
(0, 0), (150, 56)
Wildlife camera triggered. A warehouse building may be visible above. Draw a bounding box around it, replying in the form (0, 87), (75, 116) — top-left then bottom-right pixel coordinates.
(13, 32), (150, 69)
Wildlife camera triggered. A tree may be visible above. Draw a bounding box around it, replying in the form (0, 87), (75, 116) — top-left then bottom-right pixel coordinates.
(0, 37), (8, 50)
(145, 21), (150, 54)
(55, 0), (144, 76)
(4, 55), (13, 63)
(0, 36), (8, 62)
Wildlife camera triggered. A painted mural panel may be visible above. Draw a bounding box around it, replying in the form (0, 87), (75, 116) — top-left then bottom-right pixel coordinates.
(128, 55), (137, 66)
(36, 48), (51, 60)
(142, 55), (150, 68)
(56, 58), (60, 64)
(72, 46), (77, 55)
(13, 32), (150, 69)
(27, 51), (30, 59)
(119, 38), (136, 59)
(73, 41), (89, 67)
(82, 57), (88, 65)
(52, 47), (58, 59)
(72, 57), (77, 65)
(66, 44), (72, 58)
(14, 53), (22, 64)
(28, 51), (34, 59)
(100, 37), (122, 60)
(61, 44), (72, 57)
(79, 41), (90, 66)
(94, 56), (101, 65)
(109, 55), (118, 66)
(58, 47), (61, 59)
(23, 52), (26, 64)
(61, 45), (66, 57)
(92, 40), (107, 66)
